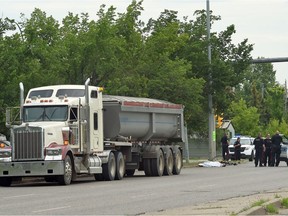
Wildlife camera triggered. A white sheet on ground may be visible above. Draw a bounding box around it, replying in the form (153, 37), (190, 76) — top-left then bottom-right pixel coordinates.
(198, 161), (225, 167)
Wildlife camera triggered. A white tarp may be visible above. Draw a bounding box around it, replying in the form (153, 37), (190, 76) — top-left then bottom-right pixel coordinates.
(198, 161), (225, 167)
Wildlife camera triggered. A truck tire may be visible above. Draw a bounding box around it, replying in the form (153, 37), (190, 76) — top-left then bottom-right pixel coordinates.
(58, 155), (73, 185)
(115, 151), (125, 180)
(173, 148), (182, 175)
(151, 149), (164, 177)
(0, 177), (12, 187)
(143, 158), (152, 176)
(103, 151), (116, 181)
(164, 149), (174, 176)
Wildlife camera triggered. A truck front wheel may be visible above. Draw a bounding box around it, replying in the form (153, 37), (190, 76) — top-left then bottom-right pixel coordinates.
(58, 155), (73, 185)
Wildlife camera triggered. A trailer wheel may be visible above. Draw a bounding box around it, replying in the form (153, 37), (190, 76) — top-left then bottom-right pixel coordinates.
(58, 155), (73, 185)
(164, 149), (174, 176)
(173, 148), (182, 175)
(143, 159), (152, 176)
(151, 149), (164, 177)
(103, 151), (116, 181)
(0, 177), (12, 187)
(125, 169), (135, 177)
(115, 151), (125, 180)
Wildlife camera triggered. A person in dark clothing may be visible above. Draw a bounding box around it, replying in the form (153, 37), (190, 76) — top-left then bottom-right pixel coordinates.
(221, 133), (229, 161)
(263, 134), (272, 166)
(271, 131), (283, 167)
(234, 137), (241, 161)
(253, 133), (265, 167)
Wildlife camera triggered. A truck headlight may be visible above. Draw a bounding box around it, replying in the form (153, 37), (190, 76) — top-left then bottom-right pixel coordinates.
(46, 148), (62, 156)
(0, 150), (12, 162)
(45, 148), (62, 160)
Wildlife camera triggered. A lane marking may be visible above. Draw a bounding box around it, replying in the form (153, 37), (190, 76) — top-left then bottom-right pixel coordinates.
(32, 206), (71, 213)
(3, 194), (35, 199)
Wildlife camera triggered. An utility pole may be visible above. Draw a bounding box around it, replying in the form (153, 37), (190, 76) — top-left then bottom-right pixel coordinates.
(206, 0), (216, 160)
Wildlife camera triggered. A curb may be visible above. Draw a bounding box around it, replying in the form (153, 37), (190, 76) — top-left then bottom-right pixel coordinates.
(239, 198), (282, 215)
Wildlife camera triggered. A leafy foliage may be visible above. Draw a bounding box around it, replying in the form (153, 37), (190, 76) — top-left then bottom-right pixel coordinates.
(0, 0), (285, 137)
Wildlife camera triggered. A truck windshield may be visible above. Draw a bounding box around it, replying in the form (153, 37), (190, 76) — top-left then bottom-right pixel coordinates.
(23, 105), (68, 122)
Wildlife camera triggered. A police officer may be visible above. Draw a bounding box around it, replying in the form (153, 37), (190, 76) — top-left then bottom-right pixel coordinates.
(263, 134), (272, 166)
(253, 133), (265, 167)
(234, 137), (241, 161)
(271, 131), (283, 167)
(221, 133), (229, 161)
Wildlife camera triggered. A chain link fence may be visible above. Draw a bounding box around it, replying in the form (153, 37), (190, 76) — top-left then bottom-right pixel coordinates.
(180, 137), (222, 160)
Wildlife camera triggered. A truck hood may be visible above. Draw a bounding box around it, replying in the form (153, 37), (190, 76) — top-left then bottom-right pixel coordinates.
(21, 121), (67, 146)
(23, 121), (66, 129)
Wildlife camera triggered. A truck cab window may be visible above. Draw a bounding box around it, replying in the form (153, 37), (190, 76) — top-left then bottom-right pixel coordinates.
(94, 113), (98, 130)
(91, 90), (98, 98)
(70, 107), (78, 121)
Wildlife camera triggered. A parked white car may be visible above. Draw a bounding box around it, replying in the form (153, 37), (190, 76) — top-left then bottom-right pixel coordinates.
(228, 136), (255, 161)
(279, 134), (288, 166)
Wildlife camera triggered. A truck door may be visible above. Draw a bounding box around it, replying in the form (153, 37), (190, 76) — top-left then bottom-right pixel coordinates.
(89, 89), (104, 152)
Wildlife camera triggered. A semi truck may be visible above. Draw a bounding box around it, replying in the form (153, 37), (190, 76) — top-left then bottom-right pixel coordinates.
(0, 79), (186, 186)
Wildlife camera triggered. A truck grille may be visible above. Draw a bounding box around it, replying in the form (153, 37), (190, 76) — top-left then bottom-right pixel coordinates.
(12, 126), (44, 161)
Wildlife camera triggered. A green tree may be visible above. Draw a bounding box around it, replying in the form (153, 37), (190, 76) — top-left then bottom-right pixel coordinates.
(227, 99), (260, 136)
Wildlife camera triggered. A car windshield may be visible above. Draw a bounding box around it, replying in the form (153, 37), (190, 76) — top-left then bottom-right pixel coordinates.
(231, 138), (252, 145)
(23, 105), (68, 122)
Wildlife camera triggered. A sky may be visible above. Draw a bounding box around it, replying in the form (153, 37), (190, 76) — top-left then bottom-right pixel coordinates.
(1, 0), (288, 85)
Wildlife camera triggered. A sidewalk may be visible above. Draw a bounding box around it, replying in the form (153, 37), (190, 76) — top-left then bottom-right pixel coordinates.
(143, 187), (288, 215)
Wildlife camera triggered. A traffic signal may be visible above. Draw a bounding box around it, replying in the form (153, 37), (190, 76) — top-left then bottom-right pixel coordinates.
(216, 115), (223, 128)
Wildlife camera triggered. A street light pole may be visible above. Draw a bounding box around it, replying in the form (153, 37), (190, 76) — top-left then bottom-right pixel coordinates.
(206, 0), (216, 160)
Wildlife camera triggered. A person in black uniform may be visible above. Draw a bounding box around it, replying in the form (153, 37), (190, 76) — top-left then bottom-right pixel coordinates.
(221, 133), (229, 161)
(263, 134), (272, 166)
(234, 137), (241, 161)
(253, 133), (265, 167)
(271, 131), (283, 167)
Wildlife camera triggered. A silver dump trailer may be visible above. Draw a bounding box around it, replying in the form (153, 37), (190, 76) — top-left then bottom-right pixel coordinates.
(102, 95), (185, 177)
(103, 95), (185, 142)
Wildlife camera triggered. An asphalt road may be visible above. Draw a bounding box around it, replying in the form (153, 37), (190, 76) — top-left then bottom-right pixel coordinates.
(1, 161), (288, 215)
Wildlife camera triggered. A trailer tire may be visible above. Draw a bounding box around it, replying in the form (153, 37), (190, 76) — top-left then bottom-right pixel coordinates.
(143, 159), (152, 176)
(103, 152), (116, 181)
(58, 155), (73, 185)
(173, 148), (182, 175)
(151, 149), (164, 177)
(164, 149), (174, 176)
(115, 151), (125, 180)
(0, 177), (12, 187)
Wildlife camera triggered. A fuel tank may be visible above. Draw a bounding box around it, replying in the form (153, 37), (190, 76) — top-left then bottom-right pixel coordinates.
(103, 95), (185, 142)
